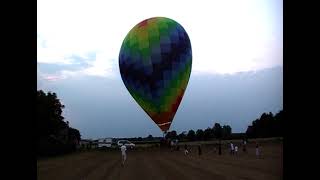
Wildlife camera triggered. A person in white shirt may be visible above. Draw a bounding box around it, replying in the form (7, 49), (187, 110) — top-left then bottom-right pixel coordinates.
(243, 139), (247, 152)
(120, 144), (127, 166)
(234, 145), (238, 155)
(184, 144), (189, 155)
(255, 142), (260, 158)
(170, 140), (175, 152)
(230, 142), (234, 155)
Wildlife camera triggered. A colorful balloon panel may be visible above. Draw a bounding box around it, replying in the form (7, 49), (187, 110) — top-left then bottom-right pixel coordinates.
(119, 17), (192, 132)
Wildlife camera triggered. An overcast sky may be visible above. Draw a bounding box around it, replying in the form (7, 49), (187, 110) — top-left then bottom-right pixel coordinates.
(37, 0), (283, 139)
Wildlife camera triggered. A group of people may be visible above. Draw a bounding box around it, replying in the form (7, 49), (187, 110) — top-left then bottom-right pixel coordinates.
(120, 139), (261, 166)
(229, 142), (238, 155)
(184, 139), (260, 158)
(170, 139), (260, 158)
(229, 140), (260, 158)
(229, 139), (246, 155)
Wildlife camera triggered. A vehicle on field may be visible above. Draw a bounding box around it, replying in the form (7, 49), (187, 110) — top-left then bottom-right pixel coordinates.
(117, 140), (135, 149)
(98, 138), (113, 148)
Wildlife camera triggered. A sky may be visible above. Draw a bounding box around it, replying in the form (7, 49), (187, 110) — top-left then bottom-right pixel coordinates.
(37, 0), (283, 139)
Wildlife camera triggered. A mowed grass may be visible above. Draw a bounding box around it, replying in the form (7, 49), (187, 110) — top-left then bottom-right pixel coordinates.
(37, 138), (283, 180)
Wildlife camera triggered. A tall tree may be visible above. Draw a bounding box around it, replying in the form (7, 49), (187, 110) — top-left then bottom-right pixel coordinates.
(37, 90), (66, 137)
(203, 128), (213, 140)
(212, 123), (222, 139)
(178, 131), (187, 140)
(37, 90), (81, 156)
(187, 130), (196, 141)
(245, 110), (283, 138)
(222, 125), (232, 139)
(147, 134), (153, 140)
(165, 130), (177, 140)
(196, 129), (204, 141)
(213, 123), (222, 155)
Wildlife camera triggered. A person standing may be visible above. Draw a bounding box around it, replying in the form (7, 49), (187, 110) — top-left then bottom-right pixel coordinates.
(255, 142), (260, 158)
(218, 140), (222, 155)
(170, 140), (174, 152)
(184, 144), (189, 155)
(243, 139), (247, 152)
(230, 142), (234, 155)
(234, 145), (238, 155)
(198, 144), (202, 156)
(121, 144), (127, 166)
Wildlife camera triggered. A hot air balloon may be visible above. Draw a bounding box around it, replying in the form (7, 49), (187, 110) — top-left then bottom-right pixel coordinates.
(119, 17), (192, 133)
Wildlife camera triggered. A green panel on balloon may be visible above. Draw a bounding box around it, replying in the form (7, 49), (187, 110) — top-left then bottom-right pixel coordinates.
(119, 17), (192, 132)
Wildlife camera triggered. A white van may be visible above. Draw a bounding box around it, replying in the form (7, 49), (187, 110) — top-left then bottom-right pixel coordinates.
(98, 138), (112, 148)
(117, 140), (135, 149)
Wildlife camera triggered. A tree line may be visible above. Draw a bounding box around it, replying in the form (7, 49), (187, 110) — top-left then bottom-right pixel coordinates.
(246, 110), (283, 138)
(37, 90), (81, 157)
(155, 110), (283, 142)
(164, 123), (232, 141)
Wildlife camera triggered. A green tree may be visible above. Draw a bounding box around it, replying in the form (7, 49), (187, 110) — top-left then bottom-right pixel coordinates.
(203, 128), (213, 140)
(212, 123), (222, 139)
(178, 131), (187, 140)
(245, 110), (283, 138)
(222, 125), (232, 139)
(37, 90), (81, 156)
(196, 129), (204, 141)
(147, 134), (153, 140)
(165, 130), (177, 140)
(213, 123), (222, 155)
(187, 130), (196, 141)
(37, 90), (67, 137)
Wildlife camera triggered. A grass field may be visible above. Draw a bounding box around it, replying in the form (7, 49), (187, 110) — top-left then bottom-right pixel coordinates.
(37, 139), (283, 180)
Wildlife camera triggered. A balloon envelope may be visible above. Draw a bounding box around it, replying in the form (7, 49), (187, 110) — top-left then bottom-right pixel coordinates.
(119, 17), (192, 132)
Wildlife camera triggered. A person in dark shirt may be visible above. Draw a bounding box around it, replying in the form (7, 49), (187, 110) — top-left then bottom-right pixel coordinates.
(198, 144), (202, 156)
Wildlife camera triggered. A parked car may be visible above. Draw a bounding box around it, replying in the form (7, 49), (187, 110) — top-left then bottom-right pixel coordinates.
(117, 140), (135, 149)
(98, 138), (112, 148)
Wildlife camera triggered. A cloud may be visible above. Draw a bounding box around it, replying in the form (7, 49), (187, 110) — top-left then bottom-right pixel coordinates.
(38, 56), (117, 82)
(38, 44), (117, 79)
(81, 52), (117, 78)
(38, 0), (282, 77)
(43, 75), (63, 82)
(38, 71), (66, 83)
